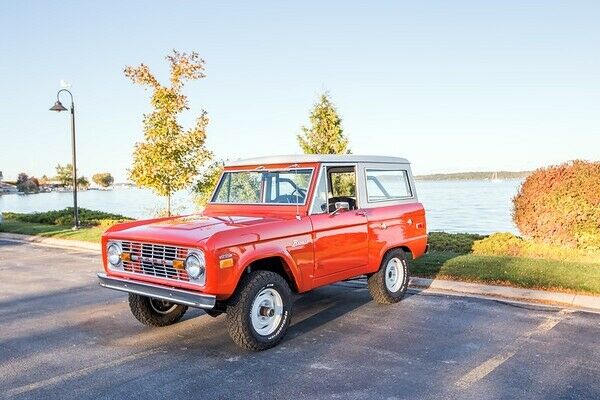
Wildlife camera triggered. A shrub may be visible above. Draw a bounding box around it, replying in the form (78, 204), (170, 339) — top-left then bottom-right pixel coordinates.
(513, 160), (600, 250)
(428, 232), (486, 254)
(472, 232), (600, 262)
(472, 232), (524, 257)
(3, 208), (132, 226)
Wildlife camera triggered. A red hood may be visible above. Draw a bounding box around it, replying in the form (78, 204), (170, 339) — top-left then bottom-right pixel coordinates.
(107, 214), (285, 246)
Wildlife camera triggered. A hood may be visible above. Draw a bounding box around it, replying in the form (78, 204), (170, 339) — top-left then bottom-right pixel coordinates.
(109, 214), (285, 246)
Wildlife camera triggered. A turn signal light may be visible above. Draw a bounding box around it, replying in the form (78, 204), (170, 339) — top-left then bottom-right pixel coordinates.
(172, 259), (185, 270)
(120, 252), (131, 261)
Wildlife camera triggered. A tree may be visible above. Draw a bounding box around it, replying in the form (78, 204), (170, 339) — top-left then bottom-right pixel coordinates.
(39, 175), (50, 186)
(77, 176), (90, 190)
(297, 93), (350, 155)
(125, 50), (212, 215)
(55, 164), (73, 187)
(16, 173), (29, 186)
(194, 161), (224, 207)
(92, 173), (114, 188)
(16, 173), (39, 193)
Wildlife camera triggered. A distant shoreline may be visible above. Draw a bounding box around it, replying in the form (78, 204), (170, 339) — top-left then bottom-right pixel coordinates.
(415, 171), (530, 181)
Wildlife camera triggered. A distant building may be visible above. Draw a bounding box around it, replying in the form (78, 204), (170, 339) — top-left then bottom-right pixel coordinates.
(0, 182), (18, 194)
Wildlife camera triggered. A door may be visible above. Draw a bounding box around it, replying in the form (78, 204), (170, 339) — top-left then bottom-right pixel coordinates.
(309, 165), (369, 278)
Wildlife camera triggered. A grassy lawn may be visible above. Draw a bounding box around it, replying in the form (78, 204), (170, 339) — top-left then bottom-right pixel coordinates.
(0, 220), (104, 242)
(2, 211), (599, 295)
(412, 233), (600, 295)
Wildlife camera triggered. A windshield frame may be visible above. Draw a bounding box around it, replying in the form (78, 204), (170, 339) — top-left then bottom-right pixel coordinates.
(209, 167), (315, 206)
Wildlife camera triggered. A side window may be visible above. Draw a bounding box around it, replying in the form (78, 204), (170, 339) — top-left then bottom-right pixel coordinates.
(366, 169), (412, 202)
(310, 168), (328, 214)
(330, 171), (356, 197)
(310, 166), (358, 213)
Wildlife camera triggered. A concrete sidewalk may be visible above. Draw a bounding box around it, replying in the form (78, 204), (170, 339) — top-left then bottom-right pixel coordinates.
(2, 232), (599, 312)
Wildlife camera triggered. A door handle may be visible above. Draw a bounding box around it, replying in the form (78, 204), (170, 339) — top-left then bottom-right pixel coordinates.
(355, 210), (368, 217)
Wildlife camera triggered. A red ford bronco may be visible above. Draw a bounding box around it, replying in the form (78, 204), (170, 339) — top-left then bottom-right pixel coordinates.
(98, 155), (428, 350)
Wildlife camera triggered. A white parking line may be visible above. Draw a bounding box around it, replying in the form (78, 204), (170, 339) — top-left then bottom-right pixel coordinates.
(455, 309), (572, 389)
(4, 348), (161, 397)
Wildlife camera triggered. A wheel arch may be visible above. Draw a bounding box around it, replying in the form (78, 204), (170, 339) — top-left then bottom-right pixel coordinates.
(376, 245), (413, 271)
(241, 255), (300, 293)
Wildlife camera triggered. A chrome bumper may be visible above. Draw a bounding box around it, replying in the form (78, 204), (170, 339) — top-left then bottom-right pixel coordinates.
(97, 273), (216, 309)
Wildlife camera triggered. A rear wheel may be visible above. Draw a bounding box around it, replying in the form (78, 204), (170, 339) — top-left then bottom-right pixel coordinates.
(226, 271), (292, 351)
(367, 249), (409, 304)
(128, 294), (188, 327)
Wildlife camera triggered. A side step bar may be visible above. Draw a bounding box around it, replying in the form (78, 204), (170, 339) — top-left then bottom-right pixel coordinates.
(97, 273), (216, 309)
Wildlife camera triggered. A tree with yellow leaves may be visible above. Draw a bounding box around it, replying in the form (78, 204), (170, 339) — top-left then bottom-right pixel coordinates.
(125, 50), (212, 215)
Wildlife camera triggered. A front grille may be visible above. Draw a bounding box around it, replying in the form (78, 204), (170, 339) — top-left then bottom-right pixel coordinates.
(120, 241), (191, 283)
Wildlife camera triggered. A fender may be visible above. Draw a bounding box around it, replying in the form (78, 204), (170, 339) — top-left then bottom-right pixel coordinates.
(227, 235), (314, 292)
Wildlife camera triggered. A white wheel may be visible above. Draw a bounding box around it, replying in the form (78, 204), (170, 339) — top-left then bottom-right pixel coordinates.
(250, 288), (284, 336)
(226, 271), (293, 350)
(368, 249), (409, 304)
(385, 257), (404, 293)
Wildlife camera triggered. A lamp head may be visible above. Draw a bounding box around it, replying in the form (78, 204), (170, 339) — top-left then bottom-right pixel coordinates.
(50, 100), (67, 112)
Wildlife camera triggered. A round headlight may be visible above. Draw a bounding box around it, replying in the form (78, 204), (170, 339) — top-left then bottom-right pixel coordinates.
(107, 243), (122, 266)
(185, 252), (205, 280)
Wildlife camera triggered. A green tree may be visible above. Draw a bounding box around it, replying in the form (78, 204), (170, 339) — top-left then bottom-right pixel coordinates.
(16, 173), (29, 186)
(297, 93), (350, 155)
(77, 176), (90, 190)
(16, 173), (39, 193)
(194, 161), (224, 207)
(55, 164), (73, 187)
(92, 172), (114, 188)
(125, 50), (212, 215)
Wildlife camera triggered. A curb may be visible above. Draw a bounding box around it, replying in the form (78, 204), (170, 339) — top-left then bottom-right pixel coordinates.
(2, 232), (599, 312)
(409, 277), (600, 312)
(0, 232), (100, 252)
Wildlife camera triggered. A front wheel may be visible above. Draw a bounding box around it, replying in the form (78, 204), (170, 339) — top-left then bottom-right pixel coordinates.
(128, 294), (188, 327)
(367, 249), (410, 304)
(226, 271), (293, 351)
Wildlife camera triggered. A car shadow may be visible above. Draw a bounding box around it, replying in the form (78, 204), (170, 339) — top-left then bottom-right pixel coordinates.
(285, 279), (417, 342)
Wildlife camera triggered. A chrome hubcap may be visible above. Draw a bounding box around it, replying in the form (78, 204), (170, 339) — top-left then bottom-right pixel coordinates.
(385, 257), (404, 292)
(251, 288), (283, 336)
(149, 298), (178, 315)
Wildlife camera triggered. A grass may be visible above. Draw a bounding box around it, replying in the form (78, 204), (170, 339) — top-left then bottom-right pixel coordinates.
(0, 220), (104, 242)
(1, 210), (599, 295)
(412, 233), (600, 295)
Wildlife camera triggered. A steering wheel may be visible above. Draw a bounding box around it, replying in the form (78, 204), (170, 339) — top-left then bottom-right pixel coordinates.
(290, 187), (306, 200)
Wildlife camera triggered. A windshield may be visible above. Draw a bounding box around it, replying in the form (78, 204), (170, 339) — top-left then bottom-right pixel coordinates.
(211, 169), (313, 204)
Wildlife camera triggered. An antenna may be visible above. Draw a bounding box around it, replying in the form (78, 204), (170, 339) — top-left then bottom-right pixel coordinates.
(289, 163), (301, 220)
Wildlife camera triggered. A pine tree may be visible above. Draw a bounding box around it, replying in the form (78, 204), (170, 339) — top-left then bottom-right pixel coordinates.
(297, 93), (350, 154)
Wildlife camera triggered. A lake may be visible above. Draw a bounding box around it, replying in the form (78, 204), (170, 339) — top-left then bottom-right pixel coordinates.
(0, 179), (522, 235)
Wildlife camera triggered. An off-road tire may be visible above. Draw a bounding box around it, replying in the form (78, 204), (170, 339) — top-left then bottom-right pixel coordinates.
(128, 294), (188, 327)
(367, 249), (410, 304)
(226, 271), (292, 351)
(204, 310), (223, 318)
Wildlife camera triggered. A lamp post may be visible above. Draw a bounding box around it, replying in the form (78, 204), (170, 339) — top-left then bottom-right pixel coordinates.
(50, 89), (79, 230)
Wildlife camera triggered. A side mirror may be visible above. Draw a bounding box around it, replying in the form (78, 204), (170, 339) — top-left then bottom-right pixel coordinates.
(330, 201), (350, 216)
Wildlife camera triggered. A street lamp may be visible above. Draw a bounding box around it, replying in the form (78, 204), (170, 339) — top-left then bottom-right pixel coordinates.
(50, 89), (79, 230)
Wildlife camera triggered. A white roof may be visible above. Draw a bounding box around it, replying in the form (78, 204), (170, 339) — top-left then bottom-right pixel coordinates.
(225, 154), (410, 167)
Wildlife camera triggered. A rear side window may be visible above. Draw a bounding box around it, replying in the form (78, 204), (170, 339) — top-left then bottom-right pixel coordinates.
(366, 169), (412, 202)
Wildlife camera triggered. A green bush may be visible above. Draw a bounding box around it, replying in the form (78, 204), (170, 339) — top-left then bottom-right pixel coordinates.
(428, 232), (485, 254)
(472, 232), (600, 263)
(3, 208), (132, 227)
(513, 160), (600, 250)
(472, 232), (525, 257)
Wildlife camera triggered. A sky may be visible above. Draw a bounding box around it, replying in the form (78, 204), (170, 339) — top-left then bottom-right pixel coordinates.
(0, 1), (599, 181)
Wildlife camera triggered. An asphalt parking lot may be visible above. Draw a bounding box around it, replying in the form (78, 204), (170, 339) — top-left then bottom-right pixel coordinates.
(1, 240), (599, 400)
